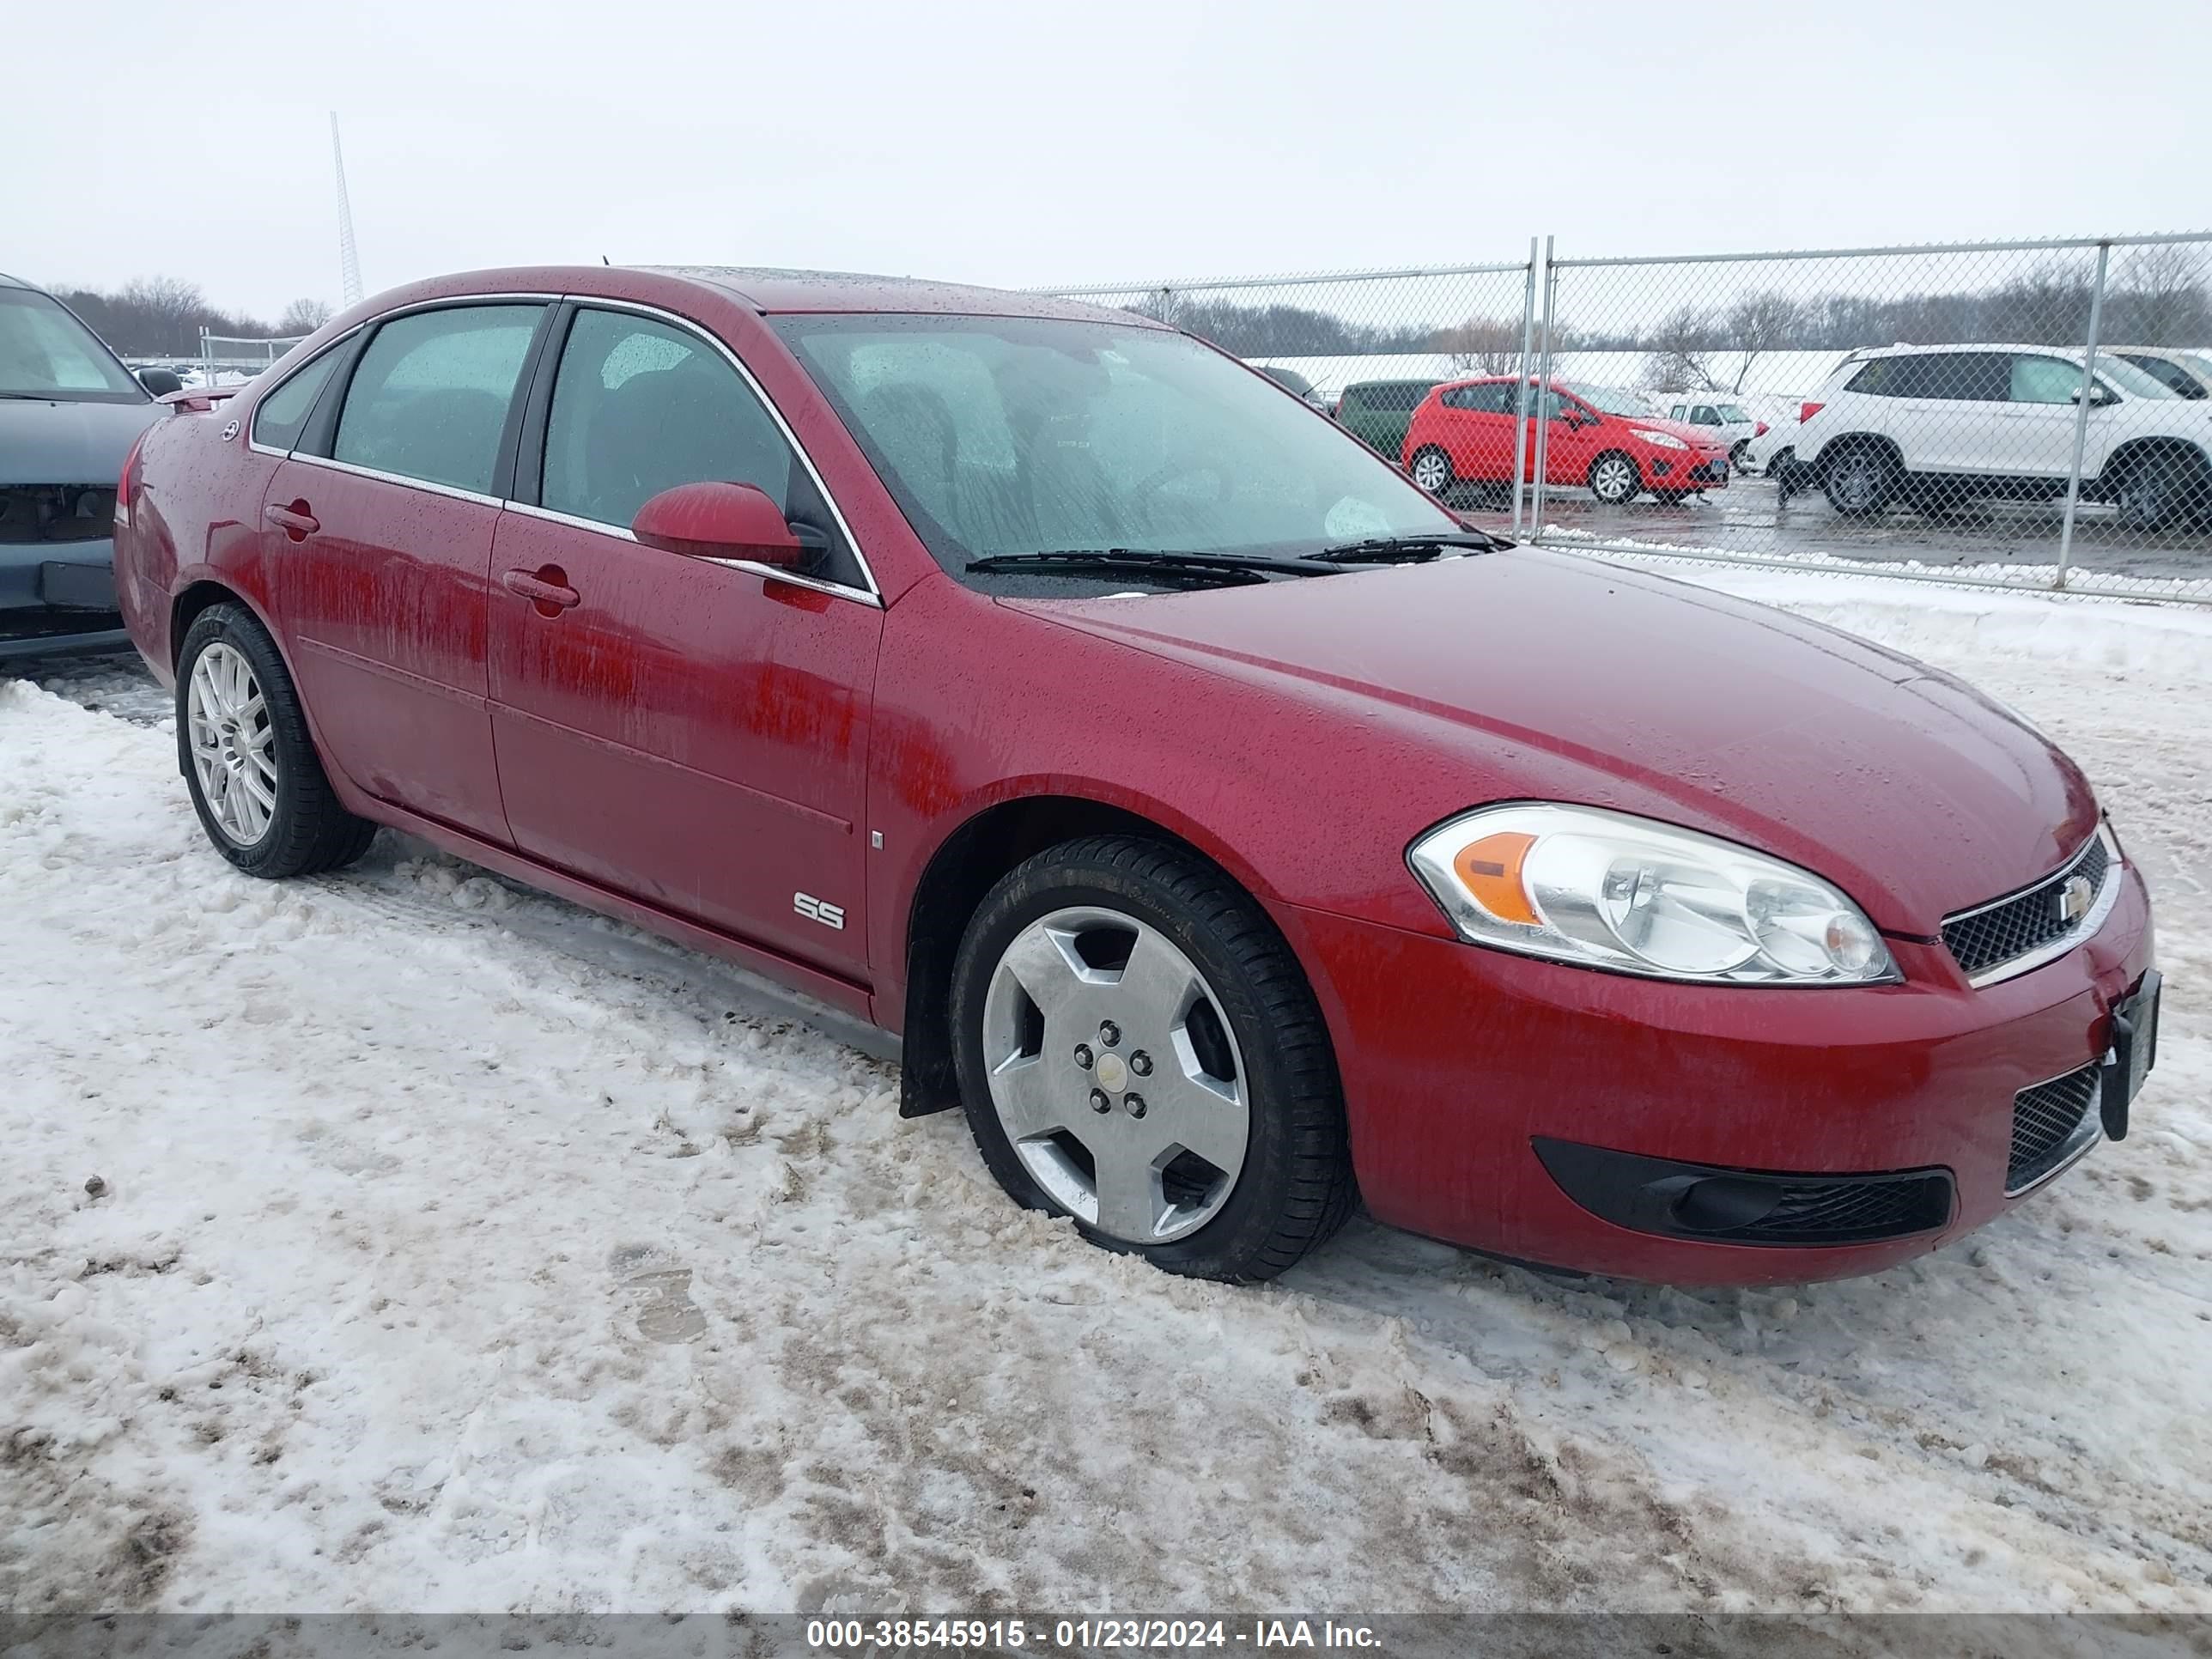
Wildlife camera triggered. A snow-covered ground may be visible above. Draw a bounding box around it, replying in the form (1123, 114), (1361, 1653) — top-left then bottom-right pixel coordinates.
(4, 569), (2209, 1623)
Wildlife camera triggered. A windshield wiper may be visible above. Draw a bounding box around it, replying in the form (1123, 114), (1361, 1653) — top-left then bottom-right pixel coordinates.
(965, 549), (1340, 584)
(1312, 530), (1510, 563)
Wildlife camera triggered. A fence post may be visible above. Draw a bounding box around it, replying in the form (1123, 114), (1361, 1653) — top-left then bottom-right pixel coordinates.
(198, 326), (212, 388)
(1510, 237), (1537, 538)
(1528, 236), (1559, 538)
(2053, 241), (2111, 592)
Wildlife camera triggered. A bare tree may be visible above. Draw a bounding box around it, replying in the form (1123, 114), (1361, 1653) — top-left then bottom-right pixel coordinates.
(1722, 290), (1805, 392)
(1643, 304), (1721, 392)
(2111, 244), (2209, 344)
(277, 297), (336, 336)
(1431, 314), (1522, 374)
(1986, 260), (2095, 346)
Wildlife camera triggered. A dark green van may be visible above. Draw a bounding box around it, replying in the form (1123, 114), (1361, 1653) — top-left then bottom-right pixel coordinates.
(1334, 379), (1441, 460)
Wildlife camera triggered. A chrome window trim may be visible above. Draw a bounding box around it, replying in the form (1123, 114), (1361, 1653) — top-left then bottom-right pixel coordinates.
(501, 500), (882, 608)
(1948, 823), (2124, 988)
(549, 295), (883, 605)
(281, 450), (507, 509)
(2002, 1064), (2105, 1199)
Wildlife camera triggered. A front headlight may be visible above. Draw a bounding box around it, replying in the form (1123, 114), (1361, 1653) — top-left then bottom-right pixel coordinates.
(1629, 428), (1689, 450)
(1407, 803), (1899, 985)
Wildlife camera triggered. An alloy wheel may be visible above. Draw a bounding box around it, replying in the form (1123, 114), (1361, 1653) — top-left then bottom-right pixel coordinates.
(981, 906), (1249, 1245)
(1411, 450), (1451, 494)
(1591, 456), (1638, 504)
(186, 641), (278, 845)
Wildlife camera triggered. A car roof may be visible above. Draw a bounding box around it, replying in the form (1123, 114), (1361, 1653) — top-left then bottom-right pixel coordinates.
(635, 265), (1155, 325)
(1844, 342), (2095, 359)
(0, 271), (40, 293)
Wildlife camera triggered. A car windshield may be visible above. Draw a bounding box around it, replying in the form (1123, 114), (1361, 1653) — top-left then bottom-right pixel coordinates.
(2094, 353), (2180, 399)
(1717, 404), (1751, 422)
(0, 288), (146, 403)
(772, 313), (1462, 580)
(1564, 382), (1655, 416)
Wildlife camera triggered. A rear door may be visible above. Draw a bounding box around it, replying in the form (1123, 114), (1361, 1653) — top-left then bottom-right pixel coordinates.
(268, 301), (550, 842)
(1437, 380), (1517, 479)
(487, 301), (882, 980)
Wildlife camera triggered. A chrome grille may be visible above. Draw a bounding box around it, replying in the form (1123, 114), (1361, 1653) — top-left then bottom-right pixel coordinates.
(1942, 832), (2111, 982)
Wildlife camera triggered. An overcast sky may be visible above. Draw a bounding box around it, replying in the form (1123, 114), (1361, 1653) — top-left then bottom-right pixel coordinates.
(8, 0), (2207, 322)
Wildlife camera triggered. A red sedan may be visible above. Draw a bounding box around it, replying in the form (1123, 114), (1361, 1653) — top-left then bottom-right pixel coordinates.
(1403, 375), (1732, 505)
(113, 266), (2159, 1285)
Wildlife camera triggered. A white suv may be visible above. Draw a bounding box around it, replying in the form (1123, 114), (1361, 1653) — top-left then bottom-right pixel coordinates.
(1768, 344), (2212, 528)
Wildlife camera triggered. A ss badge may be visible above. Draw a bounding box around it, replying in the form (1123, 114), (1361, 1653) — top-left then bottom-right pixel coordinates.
(793, 892), (845, 931)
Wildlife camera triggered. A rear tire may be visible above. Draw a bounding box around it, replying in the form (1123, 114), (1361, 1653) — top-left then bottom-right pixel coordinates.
(177, 603), (376, 879)
(1822, 444), (1899, 517)
(2114, 448), (2212, 532)
(1409, 446), (1455, 496)
(949, 835), (1355, 1283)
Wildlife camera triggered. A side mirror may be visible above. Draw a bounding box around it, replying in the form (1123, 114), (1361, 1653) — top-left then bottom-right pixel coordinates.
(137, 367), (184, 398)
(632, 481), (805, 568)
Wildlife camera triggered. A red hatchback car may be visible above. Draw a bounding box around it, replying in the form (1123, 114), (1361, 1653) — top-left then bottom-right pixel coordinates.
(114, 266), (2159, 1286)
(1403, 375), (1732, 505)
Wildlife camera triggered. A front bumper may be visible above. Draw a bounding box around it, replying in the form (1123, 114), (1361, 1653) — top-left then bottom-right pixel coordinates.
(1284, 860), (2154, 1285)
(1646, 452), (1731, 489)
(1, 537), (128, 661)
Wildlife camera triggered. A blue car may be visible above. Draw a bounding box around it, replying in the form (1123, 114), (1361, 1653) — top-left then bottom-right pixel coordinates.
(2, 273), (178, 661)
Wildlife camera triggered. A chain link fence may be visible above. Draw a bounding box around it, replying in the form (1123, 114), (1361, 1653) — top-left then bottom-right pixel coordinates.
(198, 328), (307, 386)
(1044, 233), (2212, 606)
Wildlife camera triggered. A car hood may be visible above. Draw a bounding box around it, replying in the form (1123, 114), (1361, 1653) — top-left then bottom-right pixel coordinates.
(1633, 414), (1729, 447)
(0, 398), (166, 487)
(1009, 550), (2100, 934)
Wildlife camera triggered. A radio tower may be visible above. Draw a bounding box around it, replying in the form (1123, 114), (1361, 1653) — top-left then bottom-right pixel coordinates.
(331, 112), (362, 307)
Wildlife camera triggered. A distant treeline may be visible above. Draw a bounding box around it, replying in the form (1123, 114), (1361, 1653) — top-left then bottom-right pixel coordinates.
(48, 276), (334, 359)
(1118, 246), (2212, 364)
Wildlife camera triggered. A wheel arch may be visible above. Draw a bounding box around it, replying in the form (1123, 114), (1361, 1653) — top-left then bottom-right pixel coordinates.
(896, 793), (1278, 1121)
(1815, 432), (1905, 475)
(2097, 434), (2212, 488)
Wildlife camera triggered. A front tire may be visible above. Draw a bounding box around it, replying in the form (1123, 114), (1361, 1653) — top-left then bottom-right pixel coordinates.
(949, 836), (1354, 1282)
(177, 603), (376, 878)
(1588, 451), (1641, 505)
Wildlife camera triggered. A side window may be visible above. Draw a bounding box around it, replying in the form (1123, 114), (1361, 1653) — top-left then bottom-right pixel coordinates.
(1340, 388), (1370, 415)
(1920, 352), (2008, 401)
(2008, 356), (2086, 405)
(1846, 359), (1895, 396)
(333, 305), (544, 494)
(1692, 405), (1719, 424)
(250, 349), (343, 452)
(2124, 355), (2196, 396)
(1668, 404), (1688, 419)
(1448, 383), (1516, 415)
(1392, 383), (1433, 412)
(542, 308), (802, 534)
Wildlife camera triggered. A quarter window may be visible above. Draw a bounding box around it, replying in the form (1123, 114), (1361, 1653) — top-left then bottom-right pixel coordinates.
(333, 304), (544, 494)
(250, 349), (343, 452)
(1445, 382), (1516, 414)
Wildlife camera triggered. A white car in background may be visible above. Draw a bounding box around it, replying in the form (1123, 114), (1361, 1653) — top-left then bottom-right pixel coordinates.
(2110, 346), (2212, 400)
(1767, 343), (2212, 527)
(1660, 396), (1767, 467)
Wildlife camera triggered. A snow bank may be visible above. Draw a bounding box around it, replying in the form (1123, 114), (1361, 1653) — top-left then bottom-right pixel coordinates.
(4, 568), (2210, 1619)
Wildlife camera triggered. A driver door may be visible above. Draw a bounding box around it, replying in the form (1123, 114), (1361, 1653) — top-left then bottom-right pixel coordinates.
(487, 303), (883, 979)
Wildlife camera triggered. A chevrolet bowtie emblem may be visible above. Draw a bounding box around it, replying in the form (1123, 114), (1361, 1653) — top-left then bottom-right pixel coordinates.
(2056, 874), (2094, 927)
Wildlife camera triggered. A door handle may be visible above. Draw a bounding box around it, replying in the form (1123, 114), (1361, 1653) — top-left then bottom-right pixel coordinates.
(500, 567), (580, 611)
(264, 501), (319, 539)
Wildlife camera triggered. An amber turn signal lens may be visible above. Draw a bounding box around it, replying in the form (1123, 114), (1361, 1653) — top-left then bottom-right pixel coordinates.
(1452, 831), (1540, 926)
